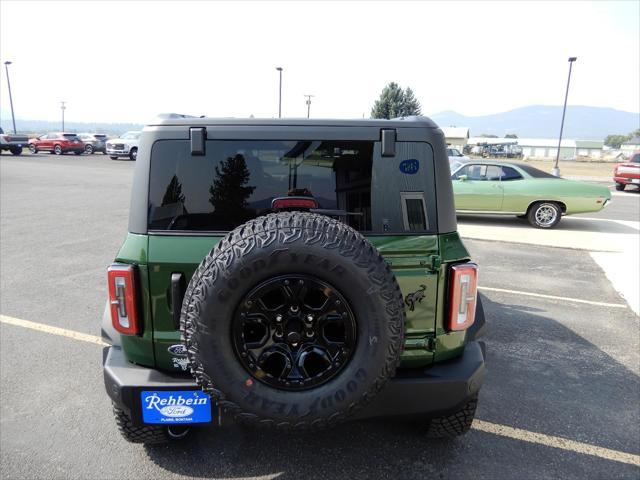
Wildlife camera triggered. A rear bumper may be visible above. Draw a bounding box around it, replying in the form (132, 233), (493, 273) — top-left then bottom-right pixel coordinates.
(103, 341), (486, 426)
(614, 176), (640, 185)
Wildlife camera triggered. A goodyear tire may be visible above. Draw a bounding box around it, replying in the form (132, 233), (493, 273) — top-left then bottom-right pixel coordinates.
(181, 212), (405, 429)
(425, 395), (478, 438)
(112, 404), (190, 444)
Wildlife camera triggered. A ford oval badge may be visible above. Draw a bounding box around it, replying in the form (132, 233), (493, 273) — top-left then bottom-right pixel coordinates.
(168, 344), (188, 356)
(399, 159), (419, 174)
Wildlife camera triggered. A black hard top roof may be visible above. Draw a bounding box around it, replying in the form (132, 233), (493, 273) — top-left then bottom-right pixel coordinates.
(146, 114), (439, 129)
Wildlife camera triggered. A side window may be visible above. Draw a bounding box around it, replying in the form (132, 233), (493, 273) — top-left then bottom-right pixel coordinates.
(466, 165), (485, 180)
(452, 165), (470, 180)
(485, 165), (503, 181)
(501, 166), (523, 181)
(631, 154), (640, 164)
(400, 192), (427, 231)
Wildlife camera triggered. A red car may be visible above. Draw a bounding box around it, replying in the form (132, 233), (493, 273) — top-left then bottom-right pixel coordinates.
(29, 132), (85, 155)
(614, 151), (640, 191)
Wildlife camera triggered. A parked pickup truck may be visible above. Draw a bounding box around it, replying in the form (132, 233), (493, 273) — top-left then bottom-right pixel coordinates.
(614, 151), (640, 191)
(0, 127), (29, 155)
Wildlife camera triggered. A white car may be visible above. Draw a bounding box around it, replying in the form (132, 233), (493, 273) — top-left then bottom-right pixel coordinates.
(106, 131), (141, 160)
(447, 147), (470, 164)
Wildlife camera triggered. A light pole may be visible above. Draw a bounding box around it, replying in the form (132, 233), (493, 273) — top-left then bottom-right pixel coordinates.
(304, 94), (314, 118)
(276, 67), (283, 118)
(552, 56), (577, 177)
(61, 101), (66, 131)
(4, 61), (17, 134)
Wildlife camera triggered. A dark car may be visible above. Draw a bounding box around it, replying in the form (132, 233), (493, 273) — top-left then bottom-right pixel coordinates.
(78, 133), (108, 154)
(29, 133), (85, 155)
(102, 115), (486, 444)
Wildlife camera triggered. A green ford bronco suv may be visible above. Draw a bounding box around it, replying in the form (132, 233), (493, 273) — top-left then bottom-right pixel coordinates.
(102, 115), (486, 443)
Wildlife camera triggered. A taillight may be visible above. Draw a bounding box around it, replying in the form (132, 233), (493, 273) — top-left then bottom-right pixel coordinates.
(448, 263), (478, 331)
(107, 264), (140, 335)
(271, 196), (319, 210)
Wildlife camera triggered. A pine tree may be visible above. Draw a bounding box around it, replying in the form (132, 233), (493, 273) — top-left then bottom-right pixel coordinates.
(161, 175), (186, 206)
(209, 154), (256, 227)
(371, 83), (422, 119)
(401, 87), (422, 117)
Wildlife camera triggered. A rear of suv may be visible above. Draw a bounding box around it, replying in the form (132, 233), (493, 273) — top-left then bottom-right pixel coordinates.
(102, 116), (486, 444)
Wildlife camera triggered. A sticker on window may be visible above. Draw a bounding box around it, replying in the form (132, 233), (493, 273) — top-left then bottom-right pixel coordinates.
(399, 159), (419, 175)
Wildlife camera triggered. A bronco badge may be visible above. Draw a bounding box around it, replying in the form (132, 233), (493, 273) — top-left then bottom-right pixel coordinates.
(404, 285), (427, 311)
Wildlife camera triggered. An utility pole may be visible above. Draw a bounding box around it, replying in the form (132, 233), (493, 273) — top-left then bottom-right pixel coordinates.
(304, 94), (314, 118)
(276, 67), (283, 118)
(61, 101), (66, 131)
(552, 57), (577, 177)
(4, 61), (16, 134)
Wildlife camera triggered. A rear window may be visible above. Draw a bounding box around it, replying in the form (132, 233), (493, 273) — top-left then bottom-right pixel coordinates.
(148, 140), (373, 232)
(517, 164), (559, 178)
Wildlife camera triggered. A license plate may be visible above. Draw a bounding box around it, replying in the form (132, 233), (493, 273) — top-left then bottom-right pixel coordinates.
(141, 390), (212, 424)
(632, 179), (640, 184)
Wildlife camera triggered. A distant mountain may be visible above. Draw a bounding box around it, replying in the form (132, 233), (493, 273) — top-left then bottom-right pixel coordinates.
(430, 105), (639, 139)
(0, 117), (143, 136)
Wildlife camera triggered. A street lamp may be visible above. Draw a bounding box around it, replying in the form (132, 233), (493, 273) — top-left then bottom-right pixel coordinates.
(4, 61), (17, 134)
(60, 101), (66, 131)
(304, 94), (314, 119)
(552, 56), (577, 177)
(276, 67), (283, 118)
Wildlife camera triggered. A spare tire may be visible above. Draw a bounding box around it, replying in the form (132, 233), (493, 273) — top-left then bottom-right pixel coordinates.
(181, 212), (405, 429)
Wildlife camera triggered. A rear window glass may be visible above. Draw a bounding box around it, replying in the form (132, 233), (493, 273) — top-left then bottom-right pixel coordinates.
(517, 164), (559, 178)
(148, 140), (373, 232)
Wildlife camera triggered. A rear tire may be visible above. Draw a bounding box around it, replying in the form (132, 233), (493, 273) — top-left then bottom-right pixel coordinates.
(112, 403), (190, 444)
(29, 144), (37, 154)
(54, 145), (62, 155)
(615, 183), (626, 191)
(9, 147), (22, 155)
(129, 147), (138, 161)
(425, 395), (478, 438)
(85, 144), (94, 154)
(527, 202), (561, 229)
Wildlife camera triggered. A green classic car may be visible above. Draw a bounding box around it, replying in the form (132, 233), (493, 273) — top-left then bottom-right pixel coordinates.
(450, 160), (611, 228)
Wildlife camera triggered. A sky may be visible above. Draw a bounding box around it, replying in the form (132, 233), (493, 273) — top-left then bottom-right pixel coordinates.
(0, 0), (638, 124)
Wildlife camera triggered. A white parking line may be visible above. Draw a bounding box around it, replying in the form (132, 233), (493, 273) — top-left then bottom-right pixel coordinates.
(478, 286), (628, 309)
(0, 314), (107, 346)
(473, 420), (640, 466)
(3, 314), (639, 466)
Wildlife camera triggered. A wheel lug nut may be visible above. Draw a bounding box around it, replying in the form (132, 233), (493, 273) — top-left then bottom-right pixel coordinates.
(246, 300), (253, 308)
(283, 280), (290, 286)
(335, 300), (341, 306)
(306, 314), (314, 323)
(275, 314), (283, 323)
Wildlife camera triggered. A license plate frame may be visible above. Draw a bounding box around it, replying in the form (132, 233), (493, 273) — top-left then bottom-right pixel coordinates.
(140, 390), (213, 425)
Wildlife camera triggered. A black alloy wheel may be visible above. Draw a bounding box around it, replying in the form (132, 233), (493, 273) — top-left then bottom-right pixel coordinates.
(232, 274), (357, 391)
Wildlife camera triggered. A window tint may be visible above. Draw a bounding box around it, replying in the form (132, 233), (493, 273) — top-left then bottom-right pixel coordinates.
(501, 166), (523, 181)
(148, 140), (373, 232)
(517, 164), (559, 179)
(631, 154), (639, 164)
(400, 193), (427, 231)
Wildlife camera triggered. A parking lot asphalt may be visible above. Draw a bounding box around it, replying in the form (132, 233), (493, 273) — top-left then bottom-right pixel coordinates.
(1, 153), (639, 479)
